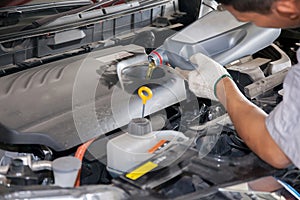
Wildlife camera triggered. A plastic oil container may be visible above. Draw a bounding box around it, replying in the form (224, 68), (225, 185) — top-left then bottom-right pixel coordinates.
(107, 118), (188, 175)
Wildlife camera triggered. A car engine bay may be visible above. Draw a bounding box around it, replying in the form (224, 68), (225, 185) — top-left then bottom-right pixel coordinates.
(0, 0), (299, 199)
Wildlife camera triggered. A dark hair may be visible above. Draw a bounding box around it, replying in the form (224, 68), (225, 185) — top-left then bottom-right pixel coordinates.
(215, 0), (276, 14)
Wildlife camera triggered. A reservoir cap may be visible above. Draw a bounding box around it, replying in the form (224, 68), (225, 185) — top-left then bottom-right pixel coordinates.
(128, 118), (152, 136)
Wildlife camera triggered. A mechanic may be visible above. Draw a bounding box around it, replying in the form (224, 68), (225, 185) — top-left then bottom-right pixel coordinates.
(186, 0), (300, 169)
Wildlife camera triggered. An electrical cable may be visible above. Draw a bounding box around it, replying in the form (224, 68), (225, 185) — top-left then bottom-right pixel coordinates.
(74, 138), (96, 187)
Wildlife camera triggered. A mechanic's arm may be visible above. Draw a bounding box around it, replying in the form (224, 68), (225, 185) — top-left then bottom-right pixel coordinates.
(216, 77), (291, 169)
(184, 53), (291, 169)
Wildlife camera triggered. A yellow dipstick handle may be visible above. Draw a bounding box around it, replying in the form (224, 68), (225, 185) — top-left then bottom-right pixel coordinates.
(138, 86), (153, 104)
(138, 86), (153, 118)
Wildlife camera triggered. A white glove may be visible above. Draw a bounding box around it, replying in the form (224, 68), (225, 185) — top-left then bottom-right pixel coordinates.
(187, 53), (231, 101)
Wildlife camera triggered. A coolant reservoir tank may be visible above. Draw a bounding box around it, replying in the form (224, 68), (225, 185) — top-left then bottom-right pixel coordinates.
(107, 118), (188, 175)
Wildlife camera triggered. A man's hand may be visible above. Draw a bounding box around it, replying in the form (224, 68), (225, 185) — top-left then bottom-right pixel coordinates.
(186, 53), (231, 101)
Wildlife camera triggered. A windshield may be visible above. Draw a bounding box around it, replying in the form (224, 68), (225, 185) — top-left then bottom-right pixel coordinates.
(0, 0), (96, 8)
(0, 0), (93, 35)
(0, 0), (143, 41)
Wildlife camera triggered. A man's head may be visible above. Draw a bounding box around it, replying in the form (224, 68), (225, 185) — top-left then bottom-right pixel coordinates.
(216, 0), (276, 14)
(215, 0), (300, 28)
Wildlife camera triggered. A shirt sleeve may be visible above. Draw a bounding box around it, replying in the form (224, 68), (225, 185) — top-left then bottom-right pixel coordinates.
(266, 61), (300, 168)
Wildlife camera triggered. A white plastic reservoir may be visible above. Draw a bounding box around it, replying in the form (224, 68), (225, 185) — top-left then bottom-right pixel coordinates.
(107, 118), (188, 175)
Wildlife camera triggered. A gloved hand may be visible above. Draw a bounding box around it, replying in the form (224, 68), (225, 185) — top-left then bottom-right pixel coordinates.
(176, 53), (231, 101)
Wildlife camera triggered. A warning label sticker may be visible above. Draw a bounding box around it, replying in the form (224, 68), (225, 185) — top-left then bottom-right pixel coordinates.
(126, 161), (158, 181)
